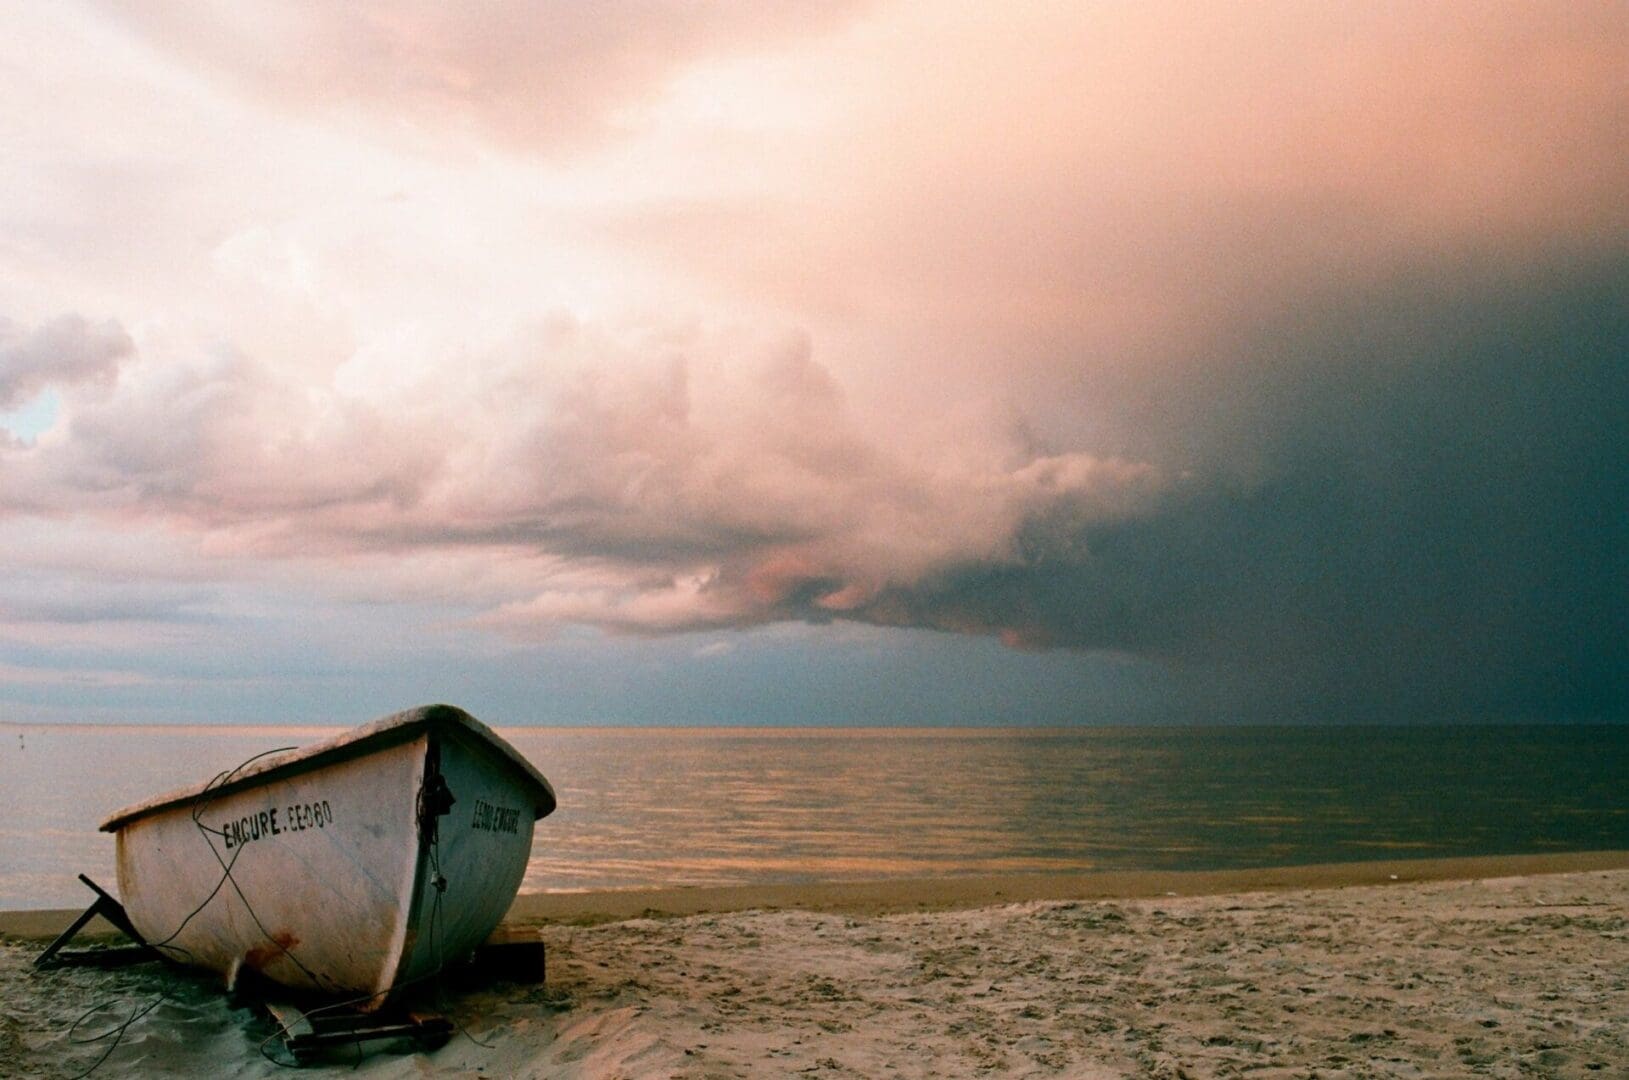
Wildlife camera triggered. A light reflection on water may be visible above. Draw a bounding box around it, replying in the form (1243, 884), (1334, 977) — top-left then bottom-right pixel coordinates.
(1, 723), (1626, 909)
(508, 725), (1629, 896)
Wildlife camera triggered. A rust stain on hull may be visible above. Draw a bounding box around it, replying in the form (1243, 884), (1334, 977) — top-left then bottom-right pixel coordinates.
(245, 931), (301, 971)
(106, 706), (552, 1003)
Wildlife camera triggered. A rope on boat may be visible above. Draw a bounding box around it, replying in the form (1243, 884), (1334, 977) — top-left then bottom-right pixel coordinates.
(66, 739), (497, 1072)
(63, 745), (323, 1076)
(255, 741), (495, 1065)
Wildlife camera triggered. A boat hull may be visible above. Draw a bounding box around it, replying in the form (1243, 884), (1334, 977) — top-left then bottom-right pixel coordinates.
(109, 708), (545, 1005)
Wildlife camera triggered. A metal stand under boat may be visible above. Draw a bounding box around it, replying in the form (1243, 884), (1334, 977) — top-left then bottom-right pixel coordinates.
(255, 927), (546, 1065)
(34, 874), (161, 970)
(37, 870), (548, 1068)
(262, 1001), (454, 1065)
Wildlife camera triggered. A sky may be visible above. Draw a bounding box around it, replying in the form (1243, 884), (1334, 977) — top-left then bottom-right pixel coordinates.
(1, 2), (1625, 726)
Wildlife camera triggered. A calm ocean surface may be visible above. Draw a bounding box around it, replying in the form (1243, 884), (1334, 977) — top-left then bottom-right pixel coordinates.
(1, 723), (1626, 911)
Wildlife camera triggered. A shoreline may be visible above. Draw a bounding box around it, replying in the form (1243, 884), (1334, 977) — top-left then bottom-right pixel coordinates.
(5, 848), (1626, 941)
(505, 848), (1629, 923)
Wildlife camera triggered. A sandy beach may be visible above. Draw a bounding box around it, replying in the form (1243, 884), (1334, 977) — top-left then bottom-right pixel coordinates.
(3, 853), (1627, 1078)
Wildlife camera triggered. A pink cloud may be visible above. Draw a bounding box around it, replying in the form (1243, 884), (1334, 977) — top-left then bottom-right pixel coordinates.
(96, 0), (866, 154)
(0, 314), (131, 410)
(4, 5), (1624, 718)
(595, 2), (1629, 429)
(2, 313), (1167, 639)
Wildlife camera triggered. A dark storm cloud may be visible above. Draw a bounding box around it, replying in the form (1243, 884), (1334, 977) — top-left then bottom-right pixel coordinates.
(829, 256), (1629, 720)
(12, 263), (1622, 723)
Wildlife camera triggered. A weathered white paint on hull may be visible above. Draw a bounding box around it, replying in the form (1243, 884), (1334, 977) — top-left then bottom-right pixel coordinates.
(101, 706), (553, 1007)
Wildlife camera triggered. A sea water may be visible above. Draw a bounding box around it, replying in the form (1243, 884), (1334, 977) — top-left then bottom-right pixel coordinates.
(1, 723), (1625, 910)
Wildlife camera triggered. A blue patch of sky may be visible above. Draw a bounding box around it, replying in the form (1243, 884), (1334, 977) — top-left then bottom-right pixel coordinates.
(0, 389), (60, 444)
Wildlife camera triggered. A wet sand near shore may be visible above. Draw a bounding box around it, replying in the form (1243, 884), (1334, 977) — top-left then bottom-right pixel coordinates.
(502, 849), (1629, 924)
(2, 852), (1627, 1078)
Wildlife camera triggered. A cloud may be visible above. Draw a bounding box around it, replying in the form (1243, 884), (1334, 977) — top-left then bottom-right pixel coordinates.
(0, 659), (169, 689)
(0, 591), (213, 627)
(1, 312), (1164, 635)
(6, 340), (443, 530)
(0, 314), (132, 411)
(95, 0), (865, 154)
(7, 241), (1625, 723)
(597, 1), (1629, 424)
(4, 5), (1626, 723)
(821, 255), (1629, 719)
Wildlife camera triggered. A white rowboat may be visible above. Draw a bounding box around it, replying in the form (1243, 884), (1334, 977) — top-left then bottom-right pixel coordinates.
(99, 704), (555, 1006)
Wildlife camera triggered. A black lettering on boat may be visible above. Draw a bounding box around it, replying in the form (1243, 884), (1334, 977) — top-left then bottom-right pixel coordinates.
(222, 799), (335, 849)
(471, 797), (521, 835)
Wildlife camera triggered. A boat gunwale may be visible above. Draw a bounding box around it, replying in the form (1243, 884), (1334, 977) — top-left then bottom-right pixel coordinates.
(99, 704), (556, 833)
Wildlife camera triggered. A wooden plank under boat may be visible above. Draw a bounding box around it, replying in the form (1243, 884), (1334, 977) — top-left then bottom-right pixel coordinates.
(99, 704), (555, 1007)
